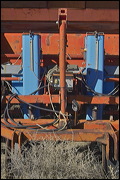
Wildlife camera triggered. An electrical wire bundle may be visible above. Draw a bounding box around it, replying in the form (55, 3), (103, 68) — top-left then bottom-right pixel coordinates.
(1, 65), (70, 132)
(1, 74), (67, 132)
(46, 65), (58, 85)
(2, 92), (67, 132)
(76, 69), (119, 96)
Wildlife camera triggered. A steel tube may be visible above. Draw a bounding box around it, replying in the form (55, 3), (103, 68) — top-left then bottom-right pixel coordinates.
(59, 20), (66, 115)
(3, 94), (119, 104)
(1, 77), (22, 81)
(102, 144), (107, 171)
(105, 78), (119, 82)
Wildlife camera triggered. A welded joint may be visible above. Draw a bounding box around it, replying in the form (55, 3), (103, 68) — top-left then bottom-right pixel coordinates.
(57, 8), (67, 28)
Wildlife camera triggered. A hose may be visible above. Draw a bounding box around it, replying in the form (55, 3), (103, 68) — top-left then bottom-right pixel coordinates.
(76, 75), (119, 96)
(2, 93), (67, 132)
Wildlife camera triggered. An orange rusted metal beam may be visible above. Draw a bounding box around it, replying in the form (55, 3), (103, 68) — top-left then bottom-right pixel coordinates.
(1, 119), (119, 131)
(3, 94), (119, 104)
(105, 78), (119, 82)
(68, 95), (119, 105)
(1, 8), (119, 33)
(17, 129), (108, 143)
(1, 118), (56, 126)
(1, 77), (22, 81)
(84, 119), (119, 131)
(1, 126), (15, 140)
(1, 8), (119, 22)
(83, 120), (119, 132)
(4, 94), (59, 104)
(2, 118), (119, 131)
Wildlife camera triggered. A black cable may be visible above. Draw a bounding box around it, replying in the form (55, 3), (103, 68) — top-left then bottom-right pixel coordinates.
(1, 68), (67, 131)
(1, 120), (66, 132)
(30, 85), (48, 95)
(3, 105), (60, 130)
(3, 94), (59, 129)
(7, 94), (23, 126)
(2, 93), (64, 131)
(77, 72), (119, 96)
(82, 78), (119, 96)
(15, 95), (60, 114)
(2, 95), (67, 132)
(3, 94), (20, 127)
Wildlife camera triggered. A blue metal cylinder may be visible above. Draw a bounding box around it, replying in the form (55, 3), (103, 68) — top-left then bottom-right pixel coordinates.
(22, 33), (41, 119)
(22, 34), (40, 95)
(85, 32), (104, 120)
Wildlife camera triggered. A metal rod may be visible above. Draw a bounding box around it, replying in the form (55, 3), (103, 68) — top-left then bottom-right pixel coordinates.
(1, 77), (22, 81)
(30, 37), (34, 71)
(102, 144), (107, 172)
(105, 78), (119, 82)
(59, 20), (66, 115)
(95, 38), (99, 70)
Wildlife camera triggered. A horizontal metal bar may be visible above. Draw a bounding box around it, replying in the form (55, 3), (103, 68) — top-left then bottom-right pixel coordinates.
(69, 95), (119, 105)
(1, 21), (119, 34)
(18, 129), (108, 144)
(1, 8), (119, 22)
(4, 94), (59, 104)
(1, 77), (22, 81)
(3, 94), (119, 104)
(1, 126), (15, 140)
(1, 54), (21, 58)
(1, 118), (55, 125)
(1, 119), (118, 131)
(84, 120), (119, 132)
(105, 78), (119, 82)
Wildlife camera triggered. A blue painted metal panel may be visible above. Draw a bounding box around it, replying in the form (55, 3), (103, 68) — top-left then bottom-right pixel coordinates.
(12, 33), (41, 119)
(22, 34), (40, 95)
(22, 34), (40, 119)
(85, 33), (104, 120)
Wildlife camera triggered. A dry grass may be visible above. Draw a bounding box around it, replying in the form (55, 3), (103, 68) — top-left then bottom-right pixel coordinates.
(1, 140), (119, 179)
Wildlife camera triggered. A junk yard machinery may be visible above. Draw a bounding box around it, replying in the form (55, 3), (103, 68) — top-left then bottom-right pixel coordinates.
(1, 3), (119, 171)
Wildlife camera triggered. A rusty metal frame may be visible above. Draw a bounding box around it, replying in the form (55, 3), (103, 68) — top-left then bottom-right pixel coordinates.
(1, 8), (119, 33)
(1, 120), (119, 170)
(1, 8), (119, 171)
(3, 94), (119, 104)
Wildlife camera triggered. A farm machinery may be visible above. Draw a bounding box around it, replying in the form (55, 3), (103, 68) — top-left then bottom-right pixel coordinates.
(1, 8), (119, 170)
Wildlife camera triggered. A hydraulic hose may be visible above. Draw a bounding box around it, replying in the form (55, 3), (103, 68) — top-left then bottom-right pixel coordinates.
(2, 93), (67, 131)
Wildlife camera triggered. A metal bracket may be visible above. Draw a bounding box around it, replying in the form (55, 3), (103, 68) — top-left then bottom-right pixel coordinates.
(57, 8), (67, 28)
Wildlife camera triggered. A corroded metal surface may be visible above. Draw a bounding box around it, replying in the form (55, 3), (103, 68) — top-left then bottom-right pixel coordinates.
(3, 94), (119, 104)
(1, 8), (119, 170)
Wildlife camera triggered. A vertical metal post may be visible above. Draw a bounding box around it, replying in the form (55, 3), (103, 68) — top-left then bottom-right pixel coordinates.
(5, 139), (12, 179)
(22, 33), (41, 119)
(102, 144), (107, 172)
(58, 9), (67, 117)
(85, 32), (104, 120)
(59, 20), (66, 115)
